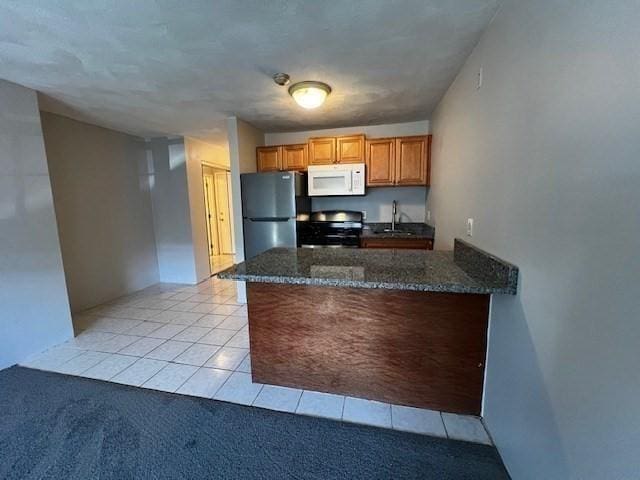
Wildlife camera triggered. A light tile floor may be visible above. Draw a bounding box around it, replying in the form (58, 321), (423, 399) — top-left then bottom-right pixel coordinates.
(20, 276), (492, 446)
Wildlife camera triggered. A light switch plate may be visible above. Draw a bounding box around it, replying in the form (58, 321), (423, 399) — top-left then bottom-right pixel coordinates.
(466, 218), (474, 236)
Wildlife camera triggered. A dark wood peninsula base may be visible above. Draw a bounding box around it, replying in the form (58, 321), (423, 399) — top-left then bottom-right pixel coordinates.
(246, 282), (490, 415)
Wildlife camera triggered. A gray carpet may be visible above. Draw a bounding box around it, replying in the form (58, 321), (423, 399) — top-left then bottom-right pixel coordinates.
(0, 366), (509, 480)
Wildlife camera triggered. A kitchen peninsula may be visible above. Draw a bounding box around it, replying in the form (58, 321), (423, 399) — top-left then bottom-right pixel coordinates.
(219, 240), (518, 415)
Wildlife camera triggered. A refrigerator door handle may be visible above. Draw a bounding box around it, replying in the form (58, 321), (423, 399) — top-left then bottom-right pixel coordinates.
(247, 217), (292, 222)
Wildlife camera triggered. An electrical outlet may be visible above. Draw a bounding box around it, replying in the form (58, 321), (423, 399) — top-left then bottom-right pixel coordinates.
(362, 210), (367, 220)
(466, 218), (474, 237)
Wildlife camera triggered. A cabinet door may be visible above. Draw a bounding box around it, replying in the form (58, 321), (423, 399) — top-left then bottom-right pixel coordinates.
(308, 137), (336, 165)
(365, 138), (395, 186)
(282, 144), (308, 171)
(257, 146), (282, 172)
(360, 237), (433, 250)
(395, 135), (430, 186)
(337, 134), (365, 164)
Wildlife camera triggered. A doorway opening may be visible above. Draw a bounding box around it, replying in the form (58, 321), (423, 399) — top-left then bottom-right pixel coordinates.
(202, 165), (235, 275)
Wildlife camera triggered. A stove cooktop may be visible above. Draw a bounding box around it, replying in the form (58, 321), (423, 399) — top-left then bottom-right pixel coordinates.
(299, 210), (363, 248)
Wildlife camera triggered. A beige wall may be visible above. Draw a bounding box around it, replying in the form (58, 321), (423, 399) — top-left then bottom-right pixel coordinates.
(227, 117), (264, 302)
(227, 116), (264, 262)
(186, 137), (230, 169)
(150, 136), (222, 285)
(149, 138), (200, 284)
(42, 112), (159, 312)
(184, 136), (233, 280)
(185, 139), (214, 282)
(235, 119), (262, 175)
(426, 1), (640, 478)
(0, 81), (74, 369)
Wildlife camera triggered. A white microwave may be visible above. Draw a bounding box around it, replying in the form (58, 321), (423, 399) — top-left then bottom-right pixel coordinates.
(307, 163), (365, 196)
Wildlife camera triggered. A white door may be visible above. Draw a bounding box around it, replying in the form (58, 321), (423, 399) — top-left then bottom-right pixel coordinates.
(214, 172), (234, 254)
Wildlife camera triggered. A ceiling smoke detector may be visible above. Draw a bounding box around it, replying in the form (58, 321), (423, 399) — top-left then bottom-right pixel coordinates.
(272, 73), (290, 86)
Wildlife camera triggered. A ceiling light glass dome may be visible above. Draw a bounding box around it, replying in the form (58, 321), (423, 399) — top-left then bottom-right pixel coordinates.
(288, 81), (332, 109)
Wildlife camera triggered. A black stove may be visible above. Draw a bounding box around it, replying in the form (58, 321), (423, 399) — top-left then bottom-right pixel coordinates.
(299, 210), (363, 248)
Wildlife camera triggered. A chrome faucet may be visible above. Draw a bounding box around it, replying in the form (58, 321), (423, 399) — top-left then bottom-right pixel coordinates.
(391, 200), (397, 231)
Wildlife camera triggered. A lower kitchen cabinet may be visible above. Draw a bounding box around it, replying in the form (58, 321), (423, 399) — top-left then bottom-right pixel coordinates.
(360, 237), (433, 250)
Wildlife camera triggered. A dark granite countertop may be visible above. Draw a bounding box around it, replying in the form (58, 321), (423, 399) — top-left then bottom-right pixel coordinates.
(361, 222), (435, 240)
(219, 239), (518, 295)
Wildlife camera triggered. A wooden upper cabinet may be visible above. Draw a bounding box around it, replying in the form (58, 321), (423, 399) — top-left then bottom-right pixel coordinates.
(282, 144), (308, 171)
(336, 134), (365, 164)
(308, 137), (336, 165)
(395, 135), (430, 186)
(307, 135), (364, 166)
(256, 134), (431, 182)
(365, 138), (395, 186)
(256, 146), (282, 172)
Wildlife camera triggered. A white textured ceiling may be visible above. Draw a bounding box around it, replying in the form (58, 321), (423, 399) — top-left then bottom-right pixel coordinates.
(0, 1), (498, 144)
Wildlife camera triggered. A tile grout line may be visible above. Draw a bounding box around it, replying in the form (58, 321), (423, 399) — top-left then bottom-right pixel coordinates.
(209, 364), (236, 399)
(109, 299), (235, 339)
(140, 360), (195, 393)
(172, 365), (201, 394)
(251, 384), (266, 406)
(75, 352), (113, 376)
(101, 355), (141, 382)
(139, 363), (168, 390)
(293, 389), (304, 413)
(479, 417), (495, 446)
(440, 412), (450, 439)
(37, 348), (90, 371)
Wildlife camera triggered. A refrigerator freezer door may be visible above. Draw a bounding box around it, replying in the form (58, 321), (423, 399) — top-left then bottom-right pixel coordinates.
(241, 172), (296, 219)
(243, 218), (296, 260)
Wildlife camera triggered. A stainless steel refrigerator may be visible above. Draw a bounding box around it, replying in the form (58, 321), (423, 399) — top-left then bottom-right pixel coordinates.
(241, 171), (311, 259)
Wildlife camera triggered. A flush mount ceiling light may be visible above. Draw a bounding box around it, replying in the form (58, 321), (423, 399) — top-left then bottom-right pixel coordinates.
(288, 81), (332, 109)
